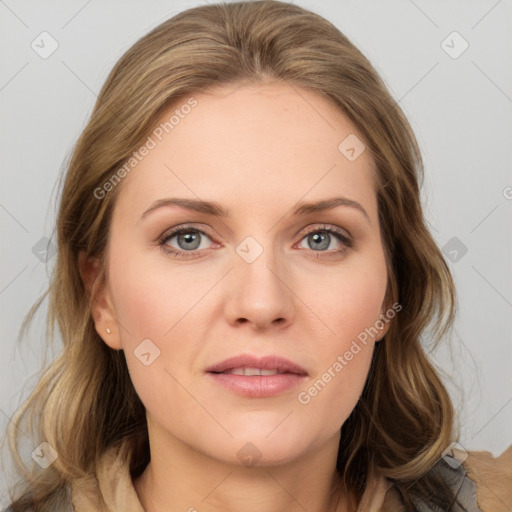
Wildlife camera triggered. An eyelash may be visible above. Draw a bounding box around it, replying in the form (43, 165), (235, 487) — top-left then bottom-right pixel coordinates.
(158, 224), (353, 259)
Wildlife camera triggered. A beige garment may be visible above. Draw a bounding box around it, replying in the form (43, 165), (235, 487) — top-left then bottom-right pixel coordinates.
(463, 447), (512, 512)
(70, 442), (512, 511)
(378, 446), (512, 512)
(71, 441), (144, 512)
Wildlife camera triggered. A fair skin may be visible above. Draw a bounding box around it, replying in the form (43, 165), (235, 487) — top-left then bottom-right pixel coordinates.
(83, 81), (390, 512)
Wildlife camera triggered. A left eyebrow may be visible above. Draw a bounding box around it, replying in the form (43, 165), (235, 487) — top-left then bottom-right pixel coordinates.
(292, 197), (370, 223)
(139, 196), (370, 223)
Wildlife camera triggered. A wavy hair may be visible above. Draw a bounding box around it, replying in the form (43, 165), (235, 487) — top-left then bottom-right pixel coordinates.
(2, 1), (458, 510)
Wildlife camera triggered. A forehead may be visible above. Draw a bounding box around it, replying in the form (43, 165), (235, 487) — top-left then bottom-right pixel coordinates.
(114, 81), (377, 220)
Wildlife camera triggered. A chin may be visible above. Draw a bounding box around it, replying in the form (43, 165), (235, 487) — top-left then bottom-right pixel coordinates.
(199, 428), (317, 469)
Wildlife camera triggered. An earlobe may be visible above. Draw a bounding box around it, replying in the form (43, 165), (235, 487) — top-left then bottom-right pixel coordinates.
(78, 251), (123, 351)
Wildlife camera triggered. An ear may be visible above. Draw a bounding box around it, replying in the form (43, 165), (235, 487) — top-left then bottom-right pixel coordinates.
(375, 296), (395, 342)
(375, 311), (391, 342)
(78, 251), (122, 350)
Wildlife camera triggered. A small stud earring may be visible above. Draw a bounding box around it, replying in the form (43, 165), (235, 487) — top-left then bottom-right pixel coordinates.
(106, 328), (111, 334)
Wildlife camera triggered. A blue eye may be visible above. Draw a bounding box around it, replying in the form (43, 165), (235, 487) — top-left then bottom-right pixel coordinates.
(159, 226), (213, 256)
(158, 224), (352, 259)
(298, 226), (352, 253)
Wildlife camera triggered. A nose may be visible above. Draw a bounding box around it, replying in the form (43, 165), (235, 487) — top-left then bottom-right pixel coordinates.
(223, 239), (296, 331)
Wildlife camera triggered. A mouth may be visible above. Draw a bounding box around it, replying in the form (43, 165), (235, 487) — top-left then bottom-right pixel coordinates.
(206, 355), (308, 398)
(211, 367), (296, 376)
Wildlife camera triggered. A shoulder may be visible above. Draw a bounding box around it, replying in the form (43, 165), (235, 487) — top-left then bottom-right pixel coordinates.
(70, 439), (143, 512)
(462, 445), (512, 511)
(380, 444), (512, 512)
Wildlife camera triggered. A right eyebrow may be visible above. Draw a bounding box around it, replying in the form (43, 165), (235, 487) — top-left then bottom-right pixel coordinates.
(140, 198), (229, 221)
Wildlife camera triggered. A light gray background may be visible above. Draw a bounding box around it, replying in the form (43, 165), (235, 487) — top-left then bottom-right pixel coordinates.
(1, 0), (511, 505)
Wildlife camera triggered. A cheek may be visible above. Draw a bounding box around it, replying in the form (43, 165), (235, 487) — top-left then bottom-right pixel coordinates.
(298, 345), (373, 436)
(296, 293), (381, 436)
(306, 253), (388, 344)
(111, 273), (168, 340)
(108, 243), (195, 341)
(295, 254), (387, 418)
(106, 246), (212, 414)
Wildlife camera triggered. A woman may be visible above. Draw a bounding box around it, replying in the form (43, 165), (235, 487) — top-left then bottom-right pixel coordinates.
(2, 1), (510, 511)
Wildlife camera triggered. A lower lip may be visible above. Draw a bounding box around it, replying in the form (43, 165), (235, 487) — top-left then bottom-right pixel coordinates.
(207, 372), (306, 398)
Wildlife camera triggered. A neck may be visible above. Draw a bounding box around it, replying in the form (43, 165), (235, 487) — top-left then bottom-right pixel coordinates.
(133, 427), (350, 512)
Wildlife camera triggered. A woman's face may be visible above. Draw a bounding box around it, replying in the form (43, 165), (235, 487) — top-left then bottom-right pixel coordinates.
(95, 81), (389, 467)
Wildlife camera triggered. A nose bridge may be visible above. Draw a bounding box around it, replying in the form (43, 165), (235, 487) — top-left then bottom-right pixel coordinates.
(226, 233), (294, 328)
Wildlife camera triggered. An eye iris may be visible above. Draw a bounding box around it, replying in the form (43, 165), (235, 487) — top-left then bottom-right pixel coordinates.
(308, 232), (329, 251)
(178, 231), (201, 250)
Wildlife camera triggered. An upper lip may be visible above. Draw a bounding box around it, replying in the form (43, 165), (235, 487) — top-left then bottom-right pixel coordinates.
(206, 354), (308, 375)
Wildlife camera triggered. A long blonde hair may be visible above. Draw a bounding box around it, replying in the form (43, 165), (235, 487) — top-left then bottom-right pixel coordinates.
(3, 1), (457, 510)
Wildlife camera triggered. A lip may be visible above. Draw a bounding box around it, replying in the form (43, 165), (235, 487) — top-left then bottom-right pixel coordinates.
(205, 354), (308, 375)
(205, 354), (308, 398)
